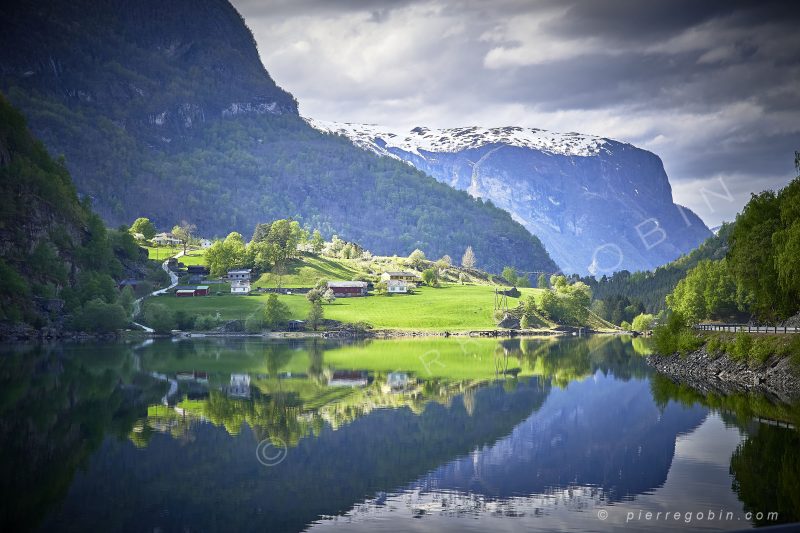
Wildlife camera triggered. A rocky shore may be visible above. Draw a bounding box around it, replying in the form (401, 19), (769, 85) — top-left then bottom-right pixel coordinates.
(647, 346), (800, 402)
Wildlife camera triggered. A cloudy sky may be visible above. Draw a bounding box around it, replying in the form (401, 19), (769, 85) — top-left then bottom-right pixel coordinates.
(231, 0), (800, 226)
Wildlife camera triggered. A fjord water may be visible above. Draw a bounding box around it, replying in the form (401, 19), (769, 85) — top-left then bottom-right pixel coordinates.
(1, 337), (798, 532)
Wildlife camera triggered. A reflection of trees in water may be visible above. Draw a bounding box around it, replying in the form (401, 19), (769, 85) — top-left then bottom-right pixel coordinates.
(731, 425), (800, 525)
(517, 335), (650, 387)
(0, 344), (165, 531)
(650, 373), (800, 525)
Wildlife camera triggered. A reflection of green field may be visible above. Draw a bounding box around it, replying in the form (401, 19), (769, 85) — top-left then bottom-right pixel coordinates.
(324, 284), (543, 332)
(323, 337), (532, 379)
(138, 338), (540, 380)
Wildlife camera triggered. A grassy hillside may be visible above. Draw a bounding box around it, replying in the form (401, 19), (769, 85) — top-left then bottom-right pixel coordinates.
(141, 252), (617, 332)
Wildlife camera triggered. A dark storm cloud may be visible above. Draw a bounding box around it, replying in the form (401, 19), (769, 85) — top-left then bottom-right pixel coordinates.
(230, 0), (800, 225)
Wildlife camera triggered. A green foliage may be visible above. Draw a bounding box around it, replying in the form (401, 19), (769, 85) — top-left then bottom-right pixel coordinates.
(408, 249), (426, 270)
(421, 268), (439, 287)
(244, 314), (263, 333)
(620, 320), (631, 330)
(666, 258), (742, 324)
(537, 273), (549, 289)
(70, 299), (128, 333)
(652, 312), (702, 356)
(502, 266), (518, 286)
(118, 286), (135, 317)
(262, 294), (290, 328)
(310, 230), (324, 253)
(144, 303), (175, 334)
(194, 314), (221, 330)
(539, 279), (592, 326)
(130, 217), (156, 239)
(631, 313), (655, 332)
(306, 300), (324, 331)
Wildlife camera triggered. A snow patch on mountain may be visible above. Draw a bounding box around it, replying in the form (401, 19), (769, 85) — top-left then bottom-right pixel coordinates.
(306, 118), (610, 158)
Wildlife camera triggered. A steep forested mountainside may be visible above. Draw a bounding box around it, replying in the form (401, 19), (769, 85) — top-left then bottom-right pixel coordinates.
(309, 121), (713, 275)
(581, 223), (732, 314)
(0, 95), (144, 326)
(0, 0), (556, 274)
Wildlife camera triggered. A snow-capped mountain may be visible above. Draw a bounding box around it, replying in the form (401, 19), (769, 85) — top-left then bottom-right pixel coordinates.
(308, 119), (712, 275)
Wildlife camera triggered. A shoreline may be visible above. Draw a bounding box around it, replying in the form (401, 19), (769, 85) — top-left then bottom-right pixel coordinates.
(647, 346), (800, 403)
(1, 325), (623, 343)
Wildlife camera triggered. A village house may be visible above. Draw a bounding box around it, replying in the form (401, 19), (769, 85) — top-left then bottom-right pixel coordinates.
(199, 238), (212, 248)
(380, 271), (420, 285)
(153, 232), (181, 246)
(228, 269), (253, 294)
(227, 269), (252, 281)
(327, 281), (368, 297)
(387, 279), (409, 294)
(230, 280), (251, 295)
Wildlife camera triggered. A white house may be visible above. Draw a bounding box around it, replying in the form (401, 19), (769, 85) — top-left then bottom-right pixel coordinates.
(153, 232), (181, 246)
(381, 271), (420, 285)
(230, 280), (251, 295)
(199, 238), (212, 249)
(387, 280), (409, 294)
(227, 269), (252, 281)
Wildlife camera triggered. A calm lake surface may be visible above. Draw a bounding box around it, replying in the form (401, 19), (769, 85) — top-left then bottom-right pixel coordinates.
(1, 336), (798, 532)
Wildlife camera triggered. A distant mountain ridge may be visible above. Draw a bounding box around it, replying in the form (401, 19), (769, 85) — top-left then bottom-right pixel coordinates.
(308, 120), (712, 274)
(0, 0), (556, 275)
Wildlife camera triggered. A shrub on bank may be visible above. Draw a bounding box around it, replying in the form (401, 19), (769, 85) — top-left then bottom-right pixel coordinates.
(700, 331), (800, 369)
(652, 312), (702, 356)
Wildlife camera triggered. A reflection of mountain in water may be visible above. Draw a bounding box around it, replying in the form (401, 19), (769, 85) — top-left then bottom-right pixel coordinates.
(414, 372), (706, 503)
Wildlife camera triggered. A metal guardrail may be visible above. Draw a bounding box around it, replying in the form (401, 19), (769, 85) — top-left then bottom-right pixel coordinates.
(695, 323), (800, 334)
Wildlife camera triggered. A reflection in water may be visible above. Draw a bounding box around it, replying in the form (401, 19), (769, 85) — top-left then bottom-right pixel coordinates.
(0, 336), (797, 532)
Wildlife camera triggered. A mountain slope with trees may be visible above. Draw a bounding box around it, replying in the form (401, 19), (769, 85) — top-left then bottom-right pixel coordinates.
(0, 0), (556, 275)
(0, 95), (149, 330)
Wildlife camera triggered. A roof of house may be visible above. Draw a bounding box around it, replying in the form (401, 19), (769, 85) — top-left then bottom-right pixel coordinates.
(383, 271), (419, 277)
(196, 285), (209, 290)
(228, 269), (252, 274)
(327, 281), (368, 288)
(175, 289), (196, 295)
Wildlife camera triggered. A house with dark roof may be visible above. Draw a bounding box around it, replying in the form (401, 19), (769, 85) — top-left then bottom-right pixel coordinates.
(327, 281), (368, 297)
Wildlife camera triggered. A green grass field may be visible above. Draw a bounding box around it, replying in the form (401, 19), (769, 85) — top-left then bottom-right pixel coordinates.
(180, 249), (207, 266)
(143, 290), (310, 323)
(140, 282), (545, 331)
(142, 244), (183, 261)
(253, 254), (365, 288)
(324, 284), (544, 331)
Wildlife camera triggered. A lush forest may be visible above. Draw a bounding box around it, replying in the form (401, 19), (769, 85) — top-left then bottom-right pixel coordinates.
(0, 95), (156, 330)
(665, 170), (800, 324)
(0, 0), (556, 275)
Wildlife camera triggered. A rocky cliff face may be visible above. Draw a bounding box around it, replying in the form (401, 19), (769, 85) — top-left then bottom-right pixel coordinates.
(309, 121), (712, 274)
